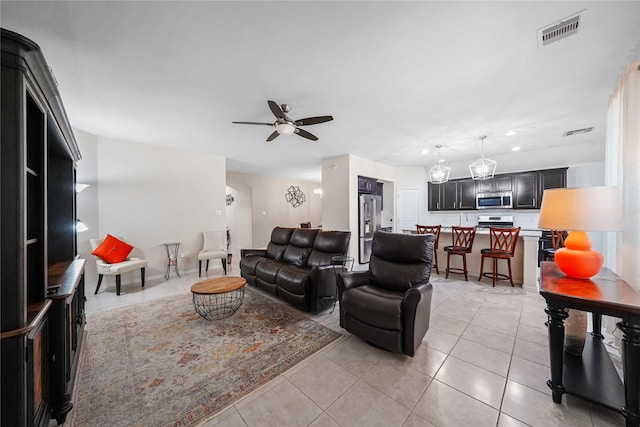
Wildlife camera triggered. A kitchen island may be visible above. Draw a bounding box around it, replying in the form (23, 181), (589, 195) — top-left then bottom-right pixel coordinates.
(411, 227), (542, 287)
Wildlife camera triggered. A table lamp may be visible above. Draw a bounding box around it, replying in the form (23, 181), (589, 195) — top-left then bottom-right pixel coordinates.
(538, 186), (624, 279)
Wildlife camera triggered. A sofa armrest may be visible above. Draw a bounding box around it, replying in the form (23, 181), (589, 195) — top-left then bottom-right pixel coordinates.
(401, 281), (433, 357)
(241, 248), (267, 258)
(337, 270), (369, 293)
(308, 264), (338, 303)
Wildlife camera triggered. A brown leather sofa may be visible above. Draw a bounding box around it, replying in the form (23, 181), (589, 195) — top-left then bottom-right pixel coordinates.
(337, 231), (434, 357)
(240, 227), (351, 312)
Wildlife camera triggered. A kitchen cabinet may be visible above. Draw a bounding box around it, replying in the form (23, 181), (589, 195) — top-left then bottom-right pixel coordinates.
(1, 29), (84, 426)
(428, 168), (567, 211)
(376, 181), (384, 209)
(429, 182), (454, 211)
(513, 168), (567, 209)
(428, 182), (443, 211)
(458, 179), (477, 209)
(513, 172), (538, 209)
(358, 175), (377, 194)
(539, 168), (567, 203)
(441, 181), (458, 210)
(475, 175), (512, 193)
(428, 179), (475, 211)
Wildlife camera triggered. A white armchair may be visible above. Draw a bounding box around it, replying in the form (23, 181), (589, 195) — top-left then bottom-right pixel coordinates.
(90, 237), (147, 296)
(198, 230), (227, 277)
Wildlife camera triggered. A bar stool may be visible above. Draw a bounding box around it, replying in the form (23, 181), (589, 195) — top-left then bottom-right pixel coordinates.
(444, 226), (477, 281)
(478, 226), (521, 287)
(416, 224), (441, 274)
(542, 229), (568, 261)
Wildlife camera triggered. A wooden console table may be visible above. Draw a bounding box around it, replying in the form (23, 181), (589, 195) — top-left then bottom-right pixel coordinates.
(539, 261), (640, 427)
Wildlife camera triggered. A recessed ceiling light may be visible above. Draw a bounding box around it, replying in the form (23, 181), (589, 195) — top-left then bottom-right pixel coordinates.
(506, 131), (518, 136)
(421, 149), (429, 155)
(512, 146), (521, 152)
(439, 159), (445, 163)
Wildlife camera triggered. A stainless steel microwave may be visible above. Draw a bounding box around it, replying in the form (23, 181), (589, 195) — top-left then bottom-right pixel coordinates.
(476, 191), (513, 209)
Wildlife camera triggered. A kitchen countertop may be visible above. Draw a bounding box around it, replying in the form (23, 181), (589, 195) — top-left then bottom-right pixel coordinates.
(403, 228), (542, 237)
(400, 226), (542, 287)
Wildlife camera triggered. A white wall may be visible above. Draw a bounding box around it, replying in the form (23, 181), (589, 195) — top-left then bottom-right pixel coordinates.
(324, 154), (398, 264)
(226, 171), (323, 248)
(321, 155), (351, 231)
(76, 133), (227, 287)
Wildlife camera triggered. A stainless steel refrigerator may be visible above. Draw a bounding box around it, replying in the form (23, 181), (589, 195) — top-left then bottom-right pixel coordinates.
(359, 194), (382, 263)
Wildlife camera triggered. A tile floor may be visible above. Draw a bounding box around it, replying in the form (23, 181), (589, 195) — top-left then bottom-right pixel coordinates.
(77, 263), (625, 427)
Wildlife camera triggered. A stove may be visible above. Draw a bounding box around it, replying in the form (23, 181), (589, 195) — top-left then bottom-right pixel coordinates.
(477, 215), (514, 229)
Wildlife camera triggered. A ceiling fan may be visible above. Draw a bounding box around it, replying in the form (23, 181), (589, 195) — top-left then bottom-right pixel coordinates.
(233, 100), (333, 142)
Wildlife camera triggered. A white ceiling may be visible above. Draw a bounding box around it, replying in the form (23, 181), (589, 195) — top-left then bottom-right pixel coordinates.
(2, 1), (639, 182)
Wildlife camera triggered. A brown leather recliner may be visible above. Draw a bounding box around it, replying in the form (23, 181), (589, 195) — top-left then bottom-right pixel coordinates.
(337, 231), (434, 357)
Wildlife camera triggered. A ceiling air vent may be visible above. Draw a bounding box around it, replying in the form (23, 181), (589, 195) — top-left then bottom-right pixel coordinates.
(563, 127), (593, 137)
(538, 10), (585, 48)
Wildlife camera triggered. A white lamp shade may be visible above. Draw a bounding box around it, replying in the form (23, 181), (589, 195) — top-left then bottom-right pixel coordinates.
(538, 186), (624, 231)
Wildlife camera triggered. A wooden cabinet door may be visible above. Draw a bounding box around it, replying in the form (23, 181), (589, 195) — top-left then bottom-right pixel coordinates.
(514, 173), (538, 208)
(495, 175), (513, 191)
(539, 169), (567, 203)
(475, 175), (511, 193)
(476, 178), (493, 193)
(441, 181), (458, 210)
(427, 183), (442, 211)
(27, 314), (50, 427)
(458, 179), (477, 210)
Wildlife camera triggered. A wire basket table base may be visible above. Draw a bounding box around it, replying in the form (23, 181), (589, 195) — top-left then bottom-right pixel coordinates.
(190, 276), (247, 320)
(193, 288), (244, 320)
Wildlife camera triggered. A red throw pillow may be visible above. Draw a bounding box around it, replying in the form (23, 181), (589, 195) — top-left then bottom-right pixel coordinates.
(92, 234), (134, 263)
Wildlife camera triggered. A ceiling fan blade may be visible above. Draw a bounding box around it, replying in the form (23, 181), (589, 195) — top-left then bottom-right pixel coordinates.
(295, 116), (334, 126)
(267, 100), (285, 119)
(266, 131), (280, 142)
(295, 128), (318, 141)
(232, 121), (274, 126)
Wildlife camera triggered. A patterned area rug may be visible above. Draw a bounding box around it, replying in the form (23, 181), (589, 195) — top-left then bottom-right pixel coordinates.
(71, 287), (341, 426)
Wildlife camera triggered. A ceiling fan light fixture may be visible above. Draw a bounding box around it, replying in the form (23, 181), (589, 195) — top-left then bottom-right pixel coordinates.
(428, 145), (451, 184)
(275, 122), (295, 135)
(469, 136), (497, 180)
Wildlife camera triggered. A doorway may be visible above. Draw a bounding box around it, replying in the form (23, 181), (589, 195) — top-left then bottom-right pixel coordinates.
(397, 188), (420, 232)
(225, 182), (253, 268)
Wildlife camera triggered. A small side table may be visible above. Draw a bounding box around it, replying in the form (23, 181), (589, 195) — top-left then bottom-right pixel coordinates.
(331, 255), (355, 313)
(163, 242), (181, 279)
(539, 261), (640, 426)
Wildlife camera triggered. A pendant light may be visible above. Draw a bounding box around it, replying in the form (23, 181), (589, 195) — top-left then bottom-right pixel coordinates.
(428, 145), (451, 184)
(469, 135), (497, 180)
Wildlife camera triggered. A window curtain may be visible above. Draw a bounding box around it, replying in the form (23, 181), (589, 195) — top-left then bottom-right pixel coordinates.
(604, 61), (640, 289)
(603, 61), (639, 349)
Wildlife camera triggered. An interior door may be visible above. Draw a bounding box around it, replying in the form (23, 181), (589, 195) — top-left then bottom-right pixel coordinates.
(397, 188), (419, 232)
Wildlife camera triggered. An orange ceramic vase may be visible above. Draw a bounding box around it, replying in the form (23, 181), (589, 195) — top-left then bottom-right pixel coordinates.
(554, 230), (603, 279)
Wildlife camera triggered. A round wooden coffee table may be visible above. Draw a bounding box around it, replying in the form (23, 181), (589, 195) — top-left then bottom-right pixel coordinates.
(190, 276), (247, 320)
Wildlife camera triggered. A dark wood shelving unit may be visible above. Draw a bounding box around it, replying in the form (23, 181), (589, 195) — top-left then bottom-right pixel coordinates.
(2, 28), (85, 426)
